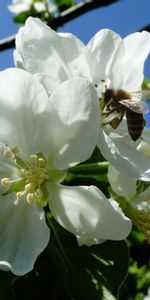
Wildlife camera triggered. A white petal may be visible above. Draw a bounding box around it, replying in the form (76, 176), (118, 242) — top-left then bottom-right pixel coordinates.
(15, 17), (100, 91)
(98, 129), (150, 181)
(108, 165), (137, 201)
(48, 184), (132, 246)
(0, 68), (57, 157)
(108, 31), (150, 91)
(0, 146), (18, 179)
(134, 186), (150, 210)
(33, 2), (46, 12)
(48, 78), (100, 169)
(88, 29), (121, 79)
(0, 69), (99, 167)
(0, 147), (20, 194)
(0, 194), (50, 275)
(8, 0), (31, 13)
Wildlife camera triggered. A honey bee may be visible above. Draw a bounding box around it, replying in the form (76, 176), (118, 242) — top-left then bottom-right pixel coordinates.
(101, 89), (150, 141)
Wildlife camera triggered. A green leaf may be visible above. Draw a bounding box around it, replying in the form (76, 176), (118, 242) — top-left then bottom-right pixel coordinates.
(47, 218), (130, 300)
(54, 0), (77, 12)
(0, 216), (129, 300)
(13, 12), (30, 24)
(63, 147), (109, 197)
(142, 77), (150, 90)
(83, 147), (107, 164)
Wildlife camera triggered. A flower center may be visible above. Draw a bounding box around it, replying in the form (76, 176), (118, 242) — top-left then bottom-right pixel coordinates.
(1, 146), (65, 205)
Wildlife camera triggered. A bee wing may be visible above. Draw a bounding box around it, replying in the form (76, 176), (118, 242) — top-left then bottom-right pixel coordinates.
(119, 99), (148, 114)
(132, 90), (150, 101)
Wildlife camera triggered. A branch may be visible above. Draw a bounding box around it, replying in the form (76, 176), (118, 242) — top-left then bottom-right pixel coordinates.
(139, 24), (150, 32)
(48, 0), (119, 28)
(0, 34), (16, 52)
(0, 0), (119, 52)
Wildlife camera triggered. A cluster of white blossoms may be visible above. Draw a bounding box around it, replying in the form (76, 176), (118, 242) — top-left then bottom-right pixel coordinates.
(0, 16), (150, 276)
(8, 0), (56, 15)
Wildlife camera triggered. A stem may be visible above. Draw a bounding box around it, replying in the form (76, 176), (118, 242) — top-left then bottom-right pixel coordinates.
(0, 0), (119, 51)
(68, 161), (109, 174)
(47, 215), (72, 269)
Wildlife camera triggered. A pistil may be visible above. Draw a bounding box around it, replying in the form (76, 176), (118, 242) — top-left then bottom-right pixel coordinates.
(1, 145), (65, 206)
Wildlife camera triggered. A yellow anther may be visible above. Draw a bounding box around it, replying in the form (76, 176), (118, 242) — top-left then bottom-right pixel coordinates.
(27, 193), (34, 203)
(12, 146), (21, 154)
(30, 154), (38, 160)
(35, 189), (43, 198)
(21, 168), (26, 174)
(16, 192), (24, 200)
(3, 150), (13, 159)
(37, 158), (45, 165)
(25, 183), (34, 191)
(1, 178), (10, 186)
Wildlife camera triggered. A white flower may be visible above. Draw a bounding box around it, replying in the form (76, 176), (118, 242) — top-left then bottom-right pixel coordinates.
(91, 29), (150, 181)
(8, 0), (56, 14)
(0, 68), (131, 275)
(14, 17), (150, 181)
(108, 164), (150, 211)
(108, 165), (150, 241)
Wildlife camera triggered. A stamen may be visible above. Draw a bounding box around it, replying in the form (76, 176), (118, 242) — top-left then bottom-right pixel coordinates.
(37, 158), (45, 165)
(25, 183), (34, 191)
(1, 178), (10, 186)
(27, 193), (34, 203)
(1, 147), (65, 207)
(3, 150), (13, 159)
(30, 154), (38, 160)
(12, 146), (21, 154)
(35, 188), (43, 198)
(16, 191), (24, 200)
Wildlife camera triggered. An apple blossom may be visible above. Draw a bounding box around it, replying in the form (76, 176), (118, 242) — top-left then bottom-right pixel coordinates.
(14, 17), (150, 181)
(0, 68), (131, 275)
(108, 164), (150, 211)
(8, 0), (56, 14)
(108, 164), (150, 241)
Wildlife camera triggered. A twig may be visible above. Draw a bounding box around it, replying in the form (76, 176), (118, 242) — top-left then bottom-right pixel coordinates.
(139, 24), (150, 32)
(0, 0), (119, 52)
(0, 34), (16, 51)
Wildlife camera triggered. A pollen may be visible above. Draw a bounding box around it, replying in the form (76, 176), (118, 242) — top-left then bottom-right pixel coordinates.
(3, 145), (21, 158)
(11, 146), (21, 154)
(35, 188), (43, 198)
(2, 147), (65, 206)
(16, 191), (24, 200)
(25, 183), (34, 191)
(30, 154), (38, 160)
(3, 150), (14, 159)
(27, 193), (35, 204)
(37, 158), (45, 165)
(1, 178), (10, 186)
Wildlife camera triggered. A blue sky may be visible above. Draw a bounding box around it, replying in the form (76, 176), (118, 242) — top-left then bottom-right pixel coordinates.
(1, 0), (150, 74)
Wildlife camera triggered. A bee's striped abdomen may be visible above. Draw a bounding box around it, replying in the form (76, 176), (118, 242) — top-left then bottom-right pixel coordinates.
(126, 109), (146, 141)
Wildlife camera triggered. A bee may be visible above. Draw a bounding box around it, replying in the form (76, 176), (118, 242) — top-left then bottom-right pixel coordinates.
(101, 88), (150, 141)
